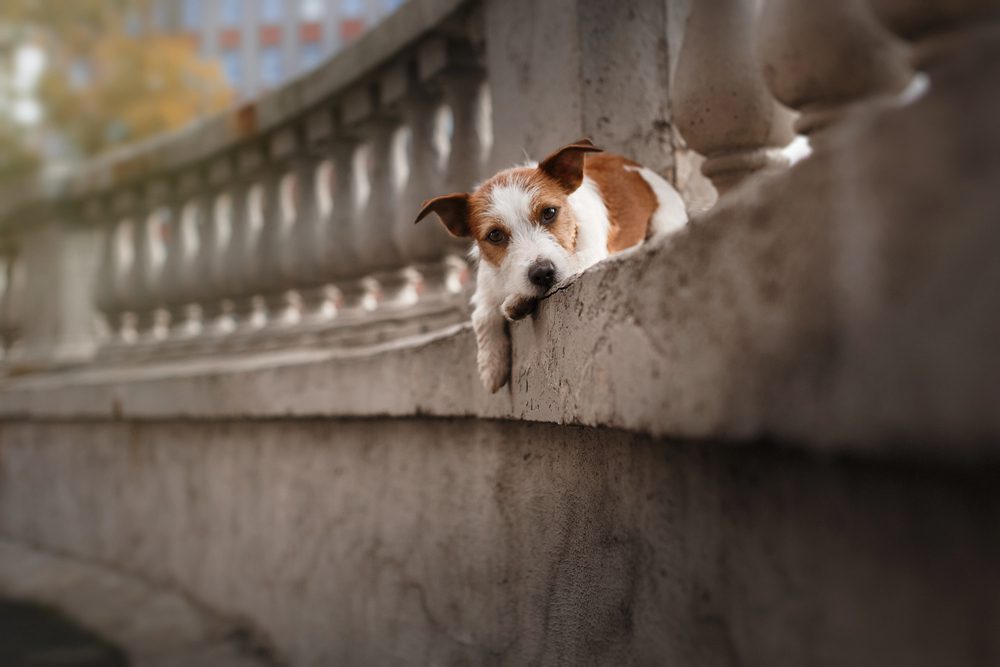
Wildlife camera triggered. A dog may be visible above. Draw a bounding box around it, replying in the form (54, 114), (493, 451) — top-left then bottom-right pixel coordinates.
(415, 139), (687, 392)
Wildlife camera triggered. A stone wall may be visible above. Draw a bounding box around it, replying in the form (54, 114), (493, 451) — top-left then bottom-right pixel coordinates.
(1, 419), (997, 666)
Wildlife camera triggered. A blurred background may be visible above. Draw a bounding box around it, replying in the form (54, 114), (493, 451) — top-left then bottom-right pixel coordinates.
(0, 0), (405, 183)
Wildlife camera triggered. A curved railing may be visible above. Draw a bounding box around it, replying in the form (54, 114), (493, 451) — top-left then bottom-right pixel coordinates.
(0, 0), (994, 384)
(0, 0), (488, 365)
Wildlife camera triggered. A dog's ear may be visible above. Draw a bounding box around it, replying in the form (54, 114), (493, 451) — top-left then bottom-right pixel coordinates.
(415, 193), (471, 238)
(538, 138), (604, 193)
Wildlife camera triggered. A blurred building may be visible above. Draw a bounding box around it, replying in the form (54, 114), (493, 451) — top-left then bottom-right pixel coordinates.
(150, 0), (407, 99)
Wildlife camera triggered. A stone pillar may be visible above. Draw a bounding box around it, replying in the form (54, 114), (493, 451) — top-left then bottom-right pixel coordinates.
(757, 0), (912, 145)
(161, 170), (209, 342)
(257, 128), (304, 331)
(134, 179), (174, 346)
(384, 49), (468, 307)
(0, 239), (21, 357)
(287, 112), (335, 326)
(671, 0), (795, 195)
(485, 0), (676, 174)
(9, 208), (102, 368)
(98, 191), (144, 352)
(194, 158), (239, 340)
(322, 129), (373, 317)
(347, 84), (412, 308)
(224, 146), (268, 337)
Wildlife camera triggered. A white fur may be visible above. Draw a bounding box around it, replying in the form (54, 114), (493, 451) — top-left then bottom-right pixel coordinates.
(567, 176), (610, 269)
(623, 165), (688, 235)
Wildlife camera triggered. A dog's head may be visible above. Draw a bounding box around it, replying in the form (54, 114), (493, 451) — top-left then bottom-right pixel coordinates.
(415, 139), (602, 320)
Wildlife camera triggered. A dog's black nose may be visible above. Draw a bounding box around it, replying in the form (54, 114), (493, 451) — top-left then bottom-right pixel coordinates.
(528, 259), (557, 289)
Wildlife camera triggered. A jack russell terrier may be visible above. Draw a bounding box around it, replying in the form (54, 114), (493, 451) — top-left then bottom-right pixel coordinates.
(415, 139), (687, 392)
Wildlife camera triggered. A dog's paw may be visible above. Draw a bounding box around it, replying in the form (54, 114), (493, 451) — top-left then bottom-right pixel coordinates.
(473, 304), (512, 393)
(477, 340), (510, 393)
(479, 360), (509, 393)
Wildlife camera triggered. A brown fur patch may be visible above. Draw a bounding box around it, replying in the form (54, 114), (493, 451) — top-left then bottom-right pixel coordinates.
(583, 154), (658, 253)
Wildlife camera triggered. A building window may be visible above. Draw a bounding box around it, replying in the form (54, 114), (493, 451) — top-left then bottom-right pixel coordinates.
(260, 0), (282, 23)
(300, 0), (325, 20)
(221, 49), (243, 89)
(182, 0), (202, 30)
(220, 0), (243, 27)
(260, 46), (283, 88)
(151, 1), (169, 30)
(299, 41), (323, 72)
(341, 0), (364, 17)
(124, 9), (141, 36)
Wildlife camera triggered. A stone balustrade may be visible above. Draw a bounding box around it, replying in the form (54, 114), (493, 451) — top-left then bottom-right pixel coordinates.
(0, 0), (990, 385)
(0, 0), (486, 367)
(0, 0), (953, 369)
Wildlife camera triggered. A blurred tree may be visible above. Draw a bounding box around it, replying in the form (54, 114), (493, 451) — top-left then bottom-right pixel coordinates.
(39, 34), (234, 155)
(0, 116), (39, 182)
(0, 0), (233, 175)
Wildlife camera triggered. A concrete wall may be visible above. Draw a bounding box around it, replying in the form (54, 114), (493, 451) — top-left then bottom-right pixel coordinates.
(1, 419), (997, 666)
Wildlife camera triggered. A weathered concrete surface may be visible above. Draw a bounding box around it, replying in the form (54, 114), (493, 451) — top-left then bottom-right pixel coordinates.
(486, 0), (676, 175)
(0, 538), (277, 667)
(0, 419), (997, 666)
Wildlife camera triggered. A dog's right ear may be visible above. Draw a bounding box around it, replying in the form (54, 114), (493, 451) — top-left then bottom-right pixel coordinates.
(415, 193), (471, 238)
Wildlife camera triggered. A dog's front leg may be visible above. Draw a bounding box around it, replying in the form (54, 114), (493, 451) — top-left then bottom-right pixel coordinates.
(472, 303), (511, 393)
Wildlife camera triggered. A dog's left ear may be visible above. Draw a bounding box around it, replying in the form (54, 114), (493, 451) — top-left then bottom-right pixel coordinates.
(415, 192), (471, 238)
(538, 138), (604, 193)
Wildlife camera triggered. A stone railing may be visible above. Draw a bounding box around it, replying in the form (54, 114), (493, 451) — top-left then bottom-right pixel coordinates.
(0, 0), (489, 368)
(0, 0), (995, 435)
(2, 0), (977, 375)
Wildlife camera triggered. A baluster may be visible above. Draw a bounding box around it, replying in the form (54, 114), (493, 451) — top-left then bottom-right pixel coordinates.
(103, 190), (142, 352)
(344, 84), (414, 310)
(285, 111), (335, 327)
(440, 62), (487, 197)
(0, 241), (21, 358)
(161, 170), (207, 343)
(757, 0), (912, 146)
(672, 0), (795, 195)
(438, 60), (487, 290)
(392, 83), (459, 303)
(225, 146), (268, 339)
(135, 179), (173, 346)
(390, 43), (483, 305)
(322, 129), (373, 317)
(94, 199), (124, 349)
(196, 158), (238, 340)
(257, 129), (302, 332)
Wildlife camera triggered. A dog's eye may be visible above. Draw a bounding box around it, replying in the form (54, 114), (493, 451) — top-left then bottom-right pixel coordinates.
(541, 207), (558, 223)
(486, 229), (507, 244)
